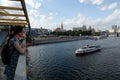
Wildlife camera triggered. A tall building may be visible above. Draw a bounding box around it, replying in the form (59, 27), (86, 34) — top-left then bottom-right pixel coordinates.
(73, 25), (87, 31)
(112, 25), (117, 33)
(109, 29), (115, 33)
(54, 23), (66, 32)
(88, 26), (92, 30)
(117, 25), (120, 33)
(61, 22), (63, 30)
(94, 28), (100, 32)
(82, 25), (87, 31)
(73, 27), (82, 31)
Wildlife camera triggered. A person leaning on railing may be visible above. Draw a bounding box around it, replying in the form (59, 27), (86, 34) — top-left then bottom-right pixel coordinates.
(4, 26), (26, 80)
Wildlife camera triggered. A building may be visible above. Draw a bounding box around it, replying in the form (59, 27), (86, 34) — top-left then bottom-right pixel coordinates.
(82, 25), (87, 31)
(117, 26), (120, 33)
(73, 27), (82, 31)
(73, 25), (87, 31)
(88, 26), (92, 30)
(54, 23), (66, 32)
(30, 28), (51, 36)
(109, 29), (115, 33)
(112, 25), (117, 33)
(94, 28), (100, 32)
(109, 25), (120, 33)
(61, 22), (64, 30)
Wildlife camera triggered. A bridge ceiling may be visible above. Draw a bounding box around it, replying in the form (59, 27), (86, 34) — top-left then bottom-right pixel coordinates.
(0, 0), (30, 26)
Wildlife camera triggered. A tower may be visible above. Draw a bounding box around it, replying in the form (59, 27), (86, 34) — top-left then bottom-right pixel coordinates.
(61, 22), (63, 30)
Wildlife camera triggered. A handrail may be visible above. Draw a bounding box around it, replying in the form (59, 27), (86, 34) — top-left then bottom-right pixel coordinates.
(14, 40), (28, 80)
(14, 54), (27, 80)
(14, 42), (28, 80)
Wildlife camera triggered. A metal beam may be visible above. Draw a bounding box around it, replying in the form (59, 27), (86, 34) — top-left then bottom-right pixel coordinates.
(0, 9), (9, 14)
(0, 18), (26, 21)
(0, 6), (23, 10)
(0, 13), (25, 17)
(0, 22), (27, 25)
(9, 0), (21, 1)
(21, 0), (31, 35)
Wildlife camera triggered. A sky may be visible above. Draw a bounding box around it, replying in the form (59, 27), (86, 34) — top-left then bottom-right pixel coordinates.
(1, 0), (120, 31)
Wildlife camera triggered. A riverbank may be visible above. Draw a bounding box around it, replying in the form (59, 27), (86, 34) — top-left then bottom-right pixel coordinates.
(31, 36), (107, 46)
(31, 36), (87, 45)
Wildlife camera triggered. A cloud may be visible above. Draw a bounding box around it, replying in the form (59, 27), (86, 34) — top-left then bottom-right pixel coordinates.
(29, 9), (120, 31)
(79, 0), (104, 5)
(39, 15), (53, 24)
(25, 0), (41, 9)
(30, 8), (120, 30)
(55, 12), (58, 15)
(79, 0), (88, 3)
(28, 10), (54, 29)
(108, 2), (118, 10)
(29, 10), (41, 17)
(100, 2), (118, 11)
(49, 12), (53, 16)
(105, 9), (120, 23)
(59, 9), (120, 30)
(91, 0), (104, 5)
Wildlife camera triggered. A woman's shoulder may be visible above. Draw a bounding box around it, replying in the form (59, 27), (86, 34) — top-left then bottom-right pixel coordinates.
(9, 37), (17, 43)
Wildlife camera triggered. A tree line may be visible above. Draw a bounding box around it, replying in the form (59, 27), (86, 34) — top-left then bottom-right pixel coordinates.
(51, 30), (101, 36)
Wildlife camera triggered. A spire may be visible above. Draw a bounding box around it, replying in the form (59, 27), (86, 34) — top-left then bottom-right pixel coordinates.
(61, 22), (63, 30)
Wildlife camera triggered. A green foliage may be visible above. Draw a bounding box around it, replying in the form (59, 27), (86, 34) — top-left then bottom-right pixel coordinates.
(93, 32), (101, 36)
(51, 30), (93, 36)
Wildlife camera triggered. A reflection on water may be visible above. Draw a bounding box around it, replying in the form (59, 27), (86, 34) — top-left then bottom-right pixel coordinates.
(28, 37), (120, 80)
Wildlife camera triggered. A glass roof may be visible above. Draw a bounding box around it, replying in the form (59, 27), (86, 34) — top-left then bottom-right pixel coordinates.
(0, 0), (30, 26)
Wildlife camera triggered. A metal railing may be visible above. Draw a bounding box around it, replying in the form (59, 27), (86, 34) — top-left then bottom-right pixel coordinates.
(14, 40), (29, 80)
(14, 54), (27, 80)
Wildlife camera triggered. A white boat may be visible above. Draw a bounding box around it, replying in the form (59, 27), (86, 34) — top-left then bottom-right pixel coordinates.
(75, 45), (101, 55)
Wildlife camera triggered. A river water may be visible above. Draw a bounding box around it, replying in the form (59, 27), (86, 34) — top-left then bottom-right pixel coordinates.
(28, 37), (120, 80)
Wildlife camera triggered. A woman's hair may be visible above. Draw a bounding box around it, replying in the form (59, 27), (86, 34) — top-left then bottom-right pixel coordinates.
(8, 25), (24, 40)
(4, 25), (24, 46)
(12, 25), (24, 35)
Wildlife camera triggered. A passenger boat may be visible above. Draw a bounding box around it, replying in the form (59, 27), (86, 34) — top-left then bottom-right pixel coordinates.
(75, 45), (101, 55)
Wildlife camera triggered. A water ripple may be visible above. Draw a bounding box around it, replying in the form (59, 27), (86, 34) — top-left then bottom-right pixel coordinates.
(28, 37), (120, 80)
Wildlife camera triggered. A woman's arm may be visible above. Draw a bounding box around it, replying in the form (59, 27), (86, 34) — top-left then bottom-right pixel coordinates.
(14, 41), (26, 54)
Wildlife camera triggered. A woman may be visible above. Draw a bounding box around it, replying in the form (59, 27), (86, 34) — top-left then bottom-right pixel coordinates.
(4, 25), (26, 80)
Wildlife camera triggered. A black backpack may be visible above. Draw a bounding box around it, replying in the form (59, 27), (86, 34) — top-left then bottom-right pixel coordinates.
(1, 43), (14, 65)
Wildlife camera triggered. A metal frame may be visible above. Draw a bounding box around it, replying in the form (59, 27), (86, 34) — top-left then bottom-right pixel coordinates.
(0, 1), (31, 80)
(0, 0), (31, 35)
(0, 0), (30, 26)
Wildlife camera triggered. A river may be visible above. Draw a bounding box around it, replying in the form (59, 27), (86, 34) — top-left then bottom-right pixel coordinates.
(28, 37), (120, 80)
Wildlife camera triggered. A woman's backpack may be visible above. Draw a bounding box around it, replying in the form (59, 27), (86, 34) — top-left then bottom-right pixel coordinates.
(1, 43), (14, 65)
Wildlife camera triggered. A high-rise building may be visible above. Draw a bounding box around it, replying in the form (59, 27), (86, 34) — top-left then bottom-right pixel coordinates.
(54, 23), (66, 32)
(88, 26), (92, 30)
(82, 25), (87, 31)
(73, 25), (87, 31)
(112, 25), (117, 33)
(73, 27), (82, 31)
(61, 22), (63, 30)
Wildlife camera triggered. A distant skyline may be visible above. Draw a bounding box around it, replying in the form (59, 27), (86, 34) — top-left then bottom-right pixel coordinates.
(0, 0), (120, 31)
